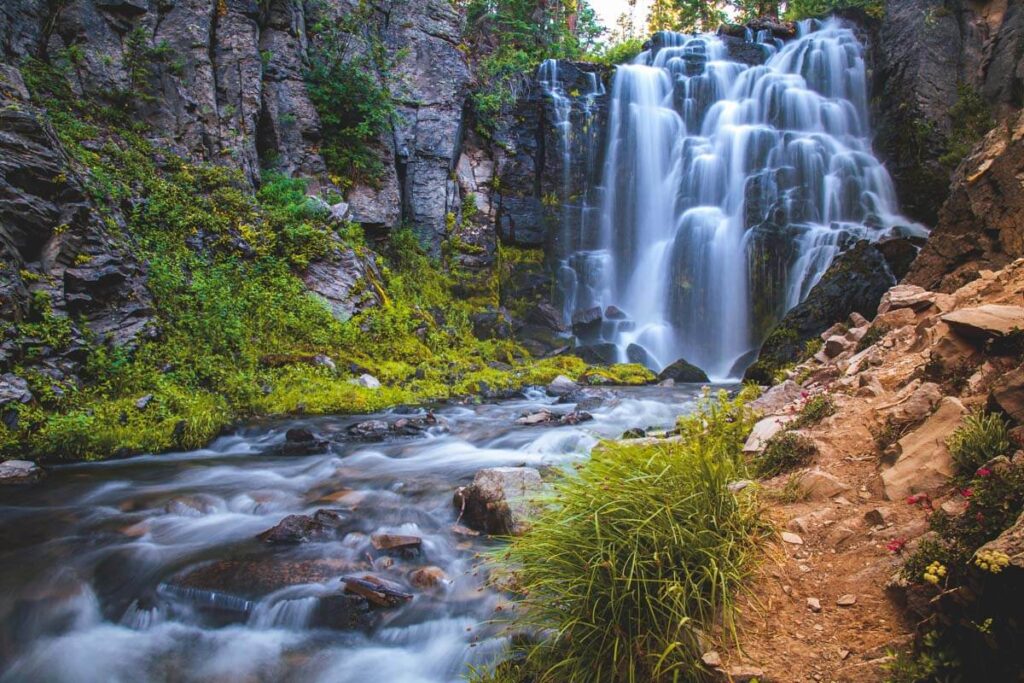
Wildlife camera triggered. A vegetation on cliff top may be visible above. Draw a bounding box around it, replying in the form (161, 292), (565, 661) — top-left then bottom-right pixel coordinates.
(473, 387), (763, 682)
(1, 55), (654, 462)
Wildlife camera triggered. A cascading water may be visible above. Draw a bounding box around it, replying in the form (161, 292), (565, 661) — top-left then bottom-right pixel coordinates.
(559, 19), (926, 379)
(535, 59), (607, 322)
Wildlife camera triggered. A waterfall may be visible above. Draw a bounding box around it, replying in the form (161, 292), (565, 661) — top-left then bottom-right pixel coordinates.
(556, 18), (926, 379)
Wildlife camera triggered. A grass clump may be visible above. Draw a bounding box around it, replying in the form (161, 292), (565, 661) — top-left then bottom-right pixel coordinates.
(477, 389), (763, 682)
(792, 394), (836, 429)
(946, 411), (1010, 475)
(755, 432), (817, 478)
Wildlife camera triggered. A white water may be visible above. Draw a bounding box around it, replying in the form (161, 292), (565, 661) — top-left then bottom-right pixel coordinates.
(555, 19), (926, 379)
(0, 386), (703, 682)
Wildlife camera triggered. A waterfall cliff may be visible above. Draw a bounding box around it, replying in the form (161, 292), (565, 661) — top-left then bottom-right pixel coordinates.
(552, 19), (926, 379)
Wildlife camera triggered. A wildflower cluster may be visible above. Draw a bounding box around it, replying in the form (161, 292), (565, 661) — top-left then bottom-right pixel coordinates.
(923, 561), (948, 586)
(886, 537), (907, 554)
(973, 549), (1010, 574)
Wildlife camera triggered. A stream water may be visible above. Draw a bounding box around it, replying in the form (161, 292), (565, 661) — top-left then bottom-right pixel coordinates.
(0, 385), (704, 682)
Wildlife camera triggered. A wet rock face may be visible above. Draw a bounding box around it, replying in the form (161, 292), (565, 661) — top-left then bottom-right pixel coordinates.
(491, 60), (611, 249)
(745, 240), (913, 383)
(1, 0), (471, 254)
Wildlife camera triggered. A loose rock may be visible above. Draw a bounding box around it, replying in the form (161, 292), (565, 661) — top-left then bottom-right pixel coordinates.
(453, 467), (543, 536)
(0, 459), (45, 485)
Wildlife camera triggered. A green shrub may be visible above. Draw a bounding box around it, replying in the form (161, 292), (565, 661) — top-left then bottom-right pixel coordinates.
(792, 394), (836, 429)
(304, 8), (399, 187)
(946, 411), (1010, 474)
(784, 0), (884, 20)
(477, 390), (762, 682)
(755, 432), (817, 478)
(590, 37), (646, 66)
(939, 84), (994, 169)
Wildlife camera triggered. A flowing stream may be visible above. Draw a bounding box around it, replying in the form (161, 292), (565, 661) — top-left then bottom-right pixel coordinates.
(0, 386), (703, 683)
(556, 19), (925, 378)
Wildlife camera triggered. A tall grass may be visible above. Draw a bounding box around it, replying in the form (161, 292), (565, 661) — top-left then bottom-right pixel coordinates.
(478, 389), (764, 682)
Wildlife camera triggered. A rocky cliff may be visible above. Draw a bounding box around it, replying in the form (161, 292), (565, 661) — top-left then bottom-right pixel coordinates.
(870, 0), (1023, 225)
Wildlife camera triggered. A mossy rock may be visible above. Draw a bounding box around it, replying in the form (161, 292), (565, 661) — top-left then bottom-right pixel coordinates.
(657, 358), (709, 383)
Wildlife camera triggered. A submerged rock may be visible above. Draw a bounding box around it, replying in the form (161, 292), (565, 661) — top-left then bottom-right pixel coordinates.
(257, 509), (349, 544)
(408, 566), (449, 589)
(343, 574), (414, 608)
(453, 467), (543, 536)
(556, 387), (618, 411)
(347, 420), (391, 441)
(515, 409), (592, 426)
(370, 534), (422, 555)
(173, 558), (362, 597)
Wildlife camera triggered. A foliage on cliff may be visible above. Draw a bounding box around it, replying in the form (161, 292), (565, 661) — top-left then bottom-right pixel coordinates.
(0, 55), (653, 461)
(462, 0), (603, 132)
(304, 1), (401, 188)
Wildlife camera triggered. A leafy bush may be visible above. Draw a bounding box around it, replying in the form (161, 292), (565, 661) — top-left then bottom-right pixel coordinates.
(946, 411), (1010, 474)
(893, 460), (1024, 681)
(755, 431), (817, 478)
(477, 390), (762, 682)
(792, 394), (836, 429)
(589, 37), (646, 66)
(939, 84), (994, 169)
(304, 8), (399, 187)
(785, 0), (884, 20)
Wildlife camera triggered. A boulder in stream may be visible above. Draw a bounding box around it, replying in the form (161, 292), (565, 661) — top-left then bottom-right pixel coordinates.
(453, 467), (543, 536)
(657, 358), (710, 383)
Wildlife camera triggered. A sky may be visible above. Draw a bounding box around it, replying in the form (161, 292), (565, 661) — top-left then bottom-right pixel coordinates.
(589, 0), (652, 33)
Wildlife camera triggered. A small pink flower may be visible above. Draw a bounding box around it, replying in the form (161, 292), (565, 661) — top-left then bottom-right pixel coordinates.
(886, 538), (907, 554)
(976, 467), (992, 477)
(906, 493), (933, 510)
(960, 487), (973, 499)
